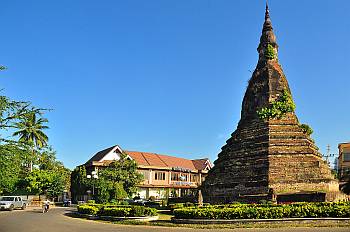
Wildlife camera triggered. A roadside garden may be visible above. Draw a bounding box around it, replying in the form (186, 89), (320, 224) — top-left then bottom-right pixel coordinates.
(173, 202), (350, 219)
(72, 201), (350, 229)
(77, 202), (157, 217)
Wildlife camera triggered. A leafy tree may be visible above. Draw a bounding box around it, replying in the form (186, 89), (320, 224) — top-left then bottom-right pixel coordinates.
(12, 112), (49, 171)
(25, 169), (48, 196)
(93, 153), (143, 203)
(0, 144), (25, 194)
(71, 166), (89, 202)
(94, 180), (110, 203)
(99, 154), (143, 196)
(22, 147), (70, 199)
(38, 148), (71, 196)
(25, 168), (69, 199)
(1, 64), (69, 199)
(0, 143), (34, 195)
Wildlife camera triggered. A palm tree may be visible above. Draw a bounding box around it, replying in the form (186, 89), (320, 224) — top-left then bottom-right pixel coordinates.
(13, 112), (49, 171)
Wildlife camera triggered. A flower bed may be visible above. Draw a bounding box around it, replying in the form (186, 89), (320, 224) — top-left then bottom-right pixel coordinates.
(77, 203), (157, 217)
(173, 202), (350, 219)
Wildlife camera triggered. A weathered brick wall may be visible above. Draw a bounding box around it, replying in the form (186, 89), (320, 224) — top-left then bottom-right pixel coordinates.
(203, 118), (270, 203)
(268, 114), (336, 195)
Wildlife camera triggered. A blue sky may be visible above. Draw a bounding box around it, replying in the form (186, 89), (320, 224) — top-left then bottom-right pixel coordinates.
(0, 1), (349, 169)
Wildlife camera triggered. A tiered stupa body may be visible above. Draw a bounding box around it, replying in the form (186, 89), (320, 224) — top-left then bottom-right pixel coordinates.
(202, 5), (342, 203)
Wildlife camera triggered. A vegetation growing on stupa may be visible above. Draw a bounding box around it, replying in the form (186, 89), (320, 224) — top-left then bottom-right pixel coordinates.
(299, 123), (313, 135)
(257, 90), (296, 120)
(265, 44), (276, 60)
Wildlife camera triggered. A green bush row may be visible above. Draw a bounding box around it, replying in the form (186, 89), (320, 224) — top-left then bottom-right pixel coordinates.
(77, 204), (157, 217)
(77, 204), (99, 215)
(173, 202), (350, 219)
(100, 206), (157, 217)
(190, 202), (350, 209)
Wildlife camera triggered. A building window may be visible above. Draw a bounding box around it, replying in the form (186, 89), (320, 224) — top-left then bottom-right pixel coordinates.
(171, 172), (189, 181)
(179, 174), (188, 181)
(171, 173), (179, 181)
(138, 170), (149, 180)
(190, 174), (198, 183)
(343, 153), (350, 162)
(154, 172), (166, 180)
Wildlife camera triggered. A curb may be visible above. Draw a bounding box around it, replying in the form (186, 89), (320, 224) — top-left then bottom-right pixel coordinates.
(171, 218), (350, 224)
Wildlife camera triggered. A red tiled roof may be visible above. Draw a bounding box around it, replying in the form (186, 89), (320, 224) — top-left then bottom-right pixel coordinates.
(124, 150), (207, 171)
(85, 145), (210, 171)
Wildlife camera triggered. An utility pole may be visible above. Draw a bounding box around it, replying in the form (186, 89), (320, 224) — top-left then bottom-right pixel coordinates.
(322, 144), (335, 167)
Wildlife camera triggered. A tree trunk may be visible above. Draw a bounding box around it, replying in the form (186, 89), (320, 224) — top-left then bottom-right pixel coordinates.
(30, 148), (35, 172)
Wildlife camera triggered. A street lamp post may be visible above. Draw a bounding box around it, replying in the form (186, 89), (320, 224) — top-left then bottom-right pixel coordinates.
(87, 171), (98, 199)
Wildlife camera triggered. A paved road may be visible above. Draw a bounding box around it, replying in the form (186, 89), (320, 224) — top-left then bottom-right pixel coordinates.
(0, 207), (349, 232)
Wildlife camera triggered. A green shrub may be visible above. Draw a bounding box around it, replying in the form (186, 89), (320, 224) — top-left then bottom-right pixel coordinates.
(173, 202), (350, 219)
(100, 205), (157, 217)
(118, 200), (129, 205)
(109, 199), (118, 204)
(169, 203), (185, 211)
(130, 206), (145, 217)
(77, 204), (99, 215)
(265, 43), (276, 60)
(144, 207), (158, 216)
(78, 204), (158, 217)
(257, 90), (296, 120)
(299, 123), (313, 135)
(86, 200), (95, 204)
(100, 207), (132, 217)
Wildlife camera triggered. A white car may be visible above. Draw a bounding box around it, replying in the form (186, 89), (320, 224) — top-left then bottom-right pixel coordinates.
(0, 196), (27, 211)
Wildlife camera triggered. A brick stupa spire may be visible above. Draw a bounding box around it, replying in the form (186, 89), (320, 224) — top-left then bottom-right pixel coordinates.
(202, 4), (344, 203)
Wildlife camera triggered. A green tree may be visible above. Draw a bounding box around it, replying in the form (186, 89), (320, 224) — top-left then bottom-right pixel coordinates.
(38, 148), (71, 198)
(0, 143), (34, 195)
(1, 64), (69, 199)
(0, 144), (25, 194)
(94, 180), (110, 203)
(71, 166), (89, 202)
(25, 168), (68, 200)
(0, 96), (42, 134)
(23, 148), (70, 200)
(12, 112), (49, 171)
(94, 153), (143, 203)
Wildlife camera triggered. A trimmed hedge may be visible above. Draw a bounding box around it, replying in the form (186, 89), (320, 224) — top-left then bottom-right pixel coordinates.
(173, 202), (350, 219)
(77, 204), (99, 215)
(77, 204), (157, 217)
